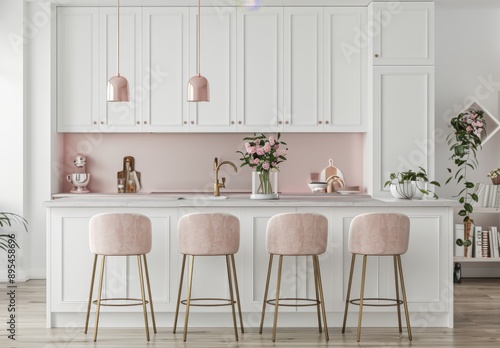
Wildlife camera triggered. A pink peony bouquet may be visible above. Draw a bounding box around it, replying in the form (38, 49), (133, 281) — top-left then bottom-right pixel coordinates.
(237, 133), (287, 173)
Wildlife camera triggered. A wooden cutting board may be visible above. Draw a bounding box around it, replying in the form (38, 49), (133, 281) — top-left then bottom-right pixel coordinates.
(320, 159), (343, 181)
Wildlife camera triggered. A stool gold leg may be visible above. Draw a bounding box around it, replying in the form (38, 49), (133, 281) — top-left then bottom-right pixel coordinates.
(173, 254), (187, 334)
(259, 254), (273, 334)
(231, 254), (245, 334)
(356, 255), (367, 342)
(272, 255), (283, 342)
(314, 255), (329, 341)
(84, 254), (98, 335)
(183, 255), (195, 342)
(226, 255), (239, 341)
(137, 255), (150, 341)
(93, 255), (106, 342)
(142, 255), (157, 334)
(397, 255), (412, 341)
(342, 254), (356, 333)
(393, 255), (402, 333)
(312, 255), (322, 334)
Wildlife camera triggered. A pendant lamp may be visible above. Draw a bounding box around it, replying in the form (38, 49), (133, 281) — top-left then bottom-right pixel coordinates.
(187, 0), (210, 102)
(107, 0), (129, 102)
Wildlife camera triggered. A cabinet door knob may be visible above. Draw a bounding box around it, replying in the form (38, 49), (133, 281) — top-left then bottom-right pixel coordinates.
(191, 121), (195, 125)
(318, 121), (323, 125)
(93, 121), (97, 125)
(285, 120), (289, 125)
(374, 54), (379, 58)
(278, 121), (283, 125)
(184, 121), (187, 124)
(238, 121), (242, 125)
(100, 121), (105, 125)
(136, 121), (140, 125)
(325, 120), (330, 125)
(231, 121), (235, 125)
(144, 121), (148, 124)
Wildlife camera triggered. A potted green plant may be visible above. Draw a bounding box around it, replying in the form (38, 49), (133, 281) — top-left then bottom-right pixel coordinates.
(384, 167), (440, 199)
(0, 212), (28, 252)
(446, 109), (486, 255)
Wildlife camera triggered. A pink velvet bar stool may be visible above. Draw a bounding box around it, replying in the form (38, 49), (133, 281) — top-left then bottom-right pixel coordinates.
(259, 213), (329, 342)
(173, 213), (244, 342)
(342, 213), (412, 342)
(84, 213), (156, 342)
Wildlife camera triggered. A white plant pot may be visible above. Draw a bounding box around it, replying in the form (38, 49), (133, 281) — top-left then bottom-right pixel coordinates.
(389, 181), (416, 199)
(413, 179), (427, 199)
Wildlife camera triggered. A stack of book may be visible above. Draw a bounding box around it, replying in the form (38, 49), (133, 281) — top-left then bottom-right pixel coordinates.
(455, 224), (500, 257)
(473, 183), (500, 208)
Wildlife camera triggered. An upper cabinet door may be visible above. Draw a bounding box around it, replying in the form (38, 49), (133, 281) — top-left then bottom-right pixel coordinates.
(283, 8), (323, 132)
(57, 7), (99, 132)
(188, 7), (236, 132)
(324, 7), (367, 132)
(236, 7), (283, 132)
(99, 7), (142, 132)
(370, 2), (434, 65)
(142, 7), (189, 132)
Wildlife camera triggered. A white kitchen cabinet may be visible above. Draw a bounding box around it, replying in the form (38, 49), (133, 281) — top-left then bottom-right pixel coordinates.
(188, 7), (237, 132)
(283, 8), (323, 132)
(57, 7), (99, 132)
(236, 7), (283, 132)
(98, 7), (142, 132)
(370, 2), (434, 65)
(371, 66), (435, 197)
(142, 7), (189, 132)
(324, 7), (367, 131)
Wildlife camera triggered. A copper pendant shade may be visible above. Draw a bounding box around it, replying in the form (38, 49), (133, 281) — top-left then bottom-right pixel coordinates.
(187, 0), (210, 102)
(107, 0), (129, 102)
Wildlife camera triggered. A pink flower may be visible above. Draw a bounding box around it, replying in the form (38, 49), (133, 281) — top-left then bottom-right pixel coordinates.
(277, 149), (287, 157)
(466, 126), (473, 133)
(272, 161), (277, 167)
(474, 121), (483, 127)
(274, 144), (279, 150)
(245, 142), (255, 154)
(263, 142), (271, 153)
(470, 113), (477, 120)
(256, 147), (265, 156)
(253, 158), (260, 165)
(262, 161), (270, 170)
(269, 136), (275, 146)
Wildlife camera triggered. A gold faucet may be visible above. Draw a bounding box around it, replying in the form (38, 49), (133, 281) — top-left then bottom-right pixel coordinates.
(214, 157), (238, 196)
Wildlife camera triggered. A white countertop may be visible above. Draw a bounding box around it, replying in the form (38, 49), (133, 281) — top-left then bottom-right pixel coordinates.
(46, 192), (457, 208)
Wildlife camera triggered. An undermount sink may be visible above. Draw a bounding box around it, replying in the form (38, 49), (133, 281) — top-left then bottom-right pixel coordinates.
(179, 195), (229, 200)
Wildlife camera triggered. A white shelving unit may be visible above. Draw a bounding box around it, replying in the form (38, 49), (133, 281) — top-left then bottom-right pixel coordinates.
(454, 207), (500, 263)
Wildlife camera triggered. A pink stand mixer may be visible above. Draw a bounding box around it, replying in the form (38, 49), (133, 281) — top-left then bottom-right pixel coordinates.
(66, 153), (90, 193)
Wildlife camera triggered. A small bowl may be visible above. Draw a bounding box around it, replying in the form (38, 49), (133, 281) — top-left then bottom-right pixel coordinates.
(308, 182), (327, 193)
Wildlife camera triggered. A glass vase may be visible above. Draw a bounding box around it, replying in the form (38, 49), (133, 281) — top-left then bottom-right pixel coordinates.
(251, 171), (279, 199)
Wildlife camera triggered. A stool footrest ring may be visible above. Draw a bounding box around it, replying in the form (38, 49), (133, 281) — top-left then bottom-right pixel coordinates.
(349, 297), (403, 307)
(92, 298), (149, 307)
(180, 298), (236, 307)
(266, 297), (320, 307)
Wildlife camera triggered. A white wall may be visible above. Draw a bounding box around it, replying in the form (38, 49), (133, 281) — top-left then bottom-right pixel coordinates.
(0, 0), (27, 279)
(436, 1), (500, 276)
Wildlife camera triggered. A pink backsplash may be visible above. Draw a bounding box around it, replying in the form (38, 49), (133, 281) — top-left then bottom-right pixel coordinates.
(61, 133), (364, 194)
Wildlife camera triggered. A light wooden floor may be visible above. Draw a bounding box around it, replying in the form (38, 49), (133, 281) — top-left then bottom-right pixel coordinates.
(1, 278), (500, 347)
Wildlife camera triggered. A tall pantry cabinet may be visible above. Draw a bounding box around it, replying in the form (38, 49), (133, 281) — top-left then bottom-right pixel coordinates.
(368, 2), (435, 196)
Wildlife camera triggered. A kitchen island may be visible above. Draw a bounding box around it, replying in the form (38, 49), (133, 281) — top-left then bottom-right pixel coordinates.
(45, 194), (455, 329)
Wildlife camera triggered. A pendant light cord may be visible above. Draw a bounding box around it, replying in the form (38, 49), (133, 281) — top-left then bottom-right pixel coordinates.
(117, 0), (121, 76)
(197, 0), (201, 77)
